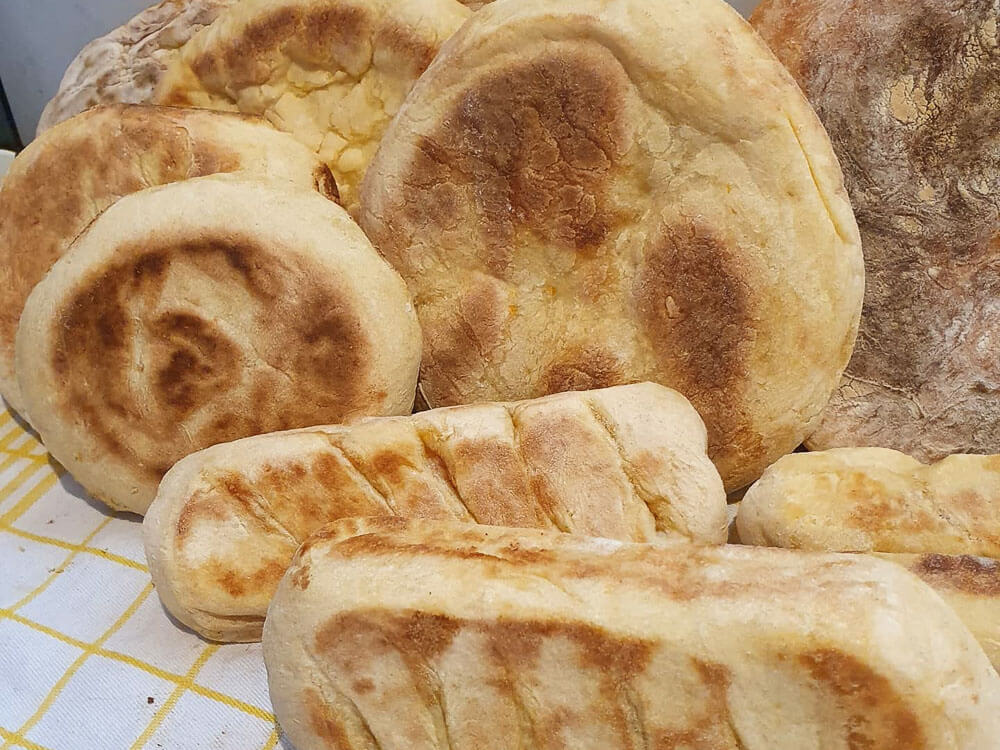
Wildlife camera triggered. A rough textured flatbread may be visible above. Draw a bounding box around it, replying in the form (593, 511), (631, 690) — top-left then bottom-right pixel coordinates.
(154, 0), (472, 210)
(144, 382), (727, 641)
(37, 0), (238, 134)
(358, 0), (864, 492)
(0, 104), (338, 418)
(752, 0), (1000, 459)
(263, 517), (1000, 750)
(16, 176), (420, 515)
(737, 448), (1000, 667)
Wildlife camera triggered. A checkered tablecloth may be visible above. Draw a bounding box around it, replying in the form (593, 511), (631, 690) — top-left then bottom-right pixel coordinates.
(0, 403), (289, 750)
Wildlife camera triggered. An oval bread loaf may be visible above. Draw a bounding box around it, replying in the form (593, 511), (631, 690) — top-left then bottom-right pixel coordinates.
(143, 382), (727, 641)
(16, 175), (420, 515)
(263, 517), (1000, 750)
(358, 0), (865, 492)
(0, 104), (338, 418)
(737, 448), (1000, 668)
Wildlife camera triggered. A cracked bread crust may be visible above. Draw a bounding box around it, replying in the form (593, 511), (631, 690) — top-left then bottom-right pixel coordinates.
(16, 176), (420, 515)
(153, 0), (472, 211)
(752, 0), (1000, 459)
(358, 0), (864, 491)
(262, 518), (1000, 750)
(142, 382), (727, 642)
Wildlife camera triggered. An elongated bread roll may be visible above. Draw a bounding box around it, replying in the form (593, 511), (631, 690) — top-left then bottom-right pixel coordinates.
(263, 517), (1000, 750)
(17, 176), (420, 515)
(154, 0), (472, 210)
(144, 382), (727, 641)
(737, 448), (1000, 668)
(358, 0), (864, 492)
(0, 104), (338, 418)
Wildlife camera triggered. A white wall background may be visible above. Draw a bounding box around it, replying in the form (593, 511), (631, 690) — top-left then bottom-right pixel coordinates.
(0, 0), (761, 141)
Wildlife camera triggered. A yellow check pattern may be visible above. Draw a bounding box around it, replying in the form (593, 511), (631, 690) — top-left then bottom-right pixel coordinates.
(0, 406), (285, 750)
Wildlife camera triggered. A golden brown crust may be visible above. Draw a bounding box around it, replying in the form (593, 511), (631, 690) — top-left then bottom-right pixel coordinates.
(153, 0), (472, 210)
(359, 0), (864, 491)
(143, 383), (727, 641)
(263, 519), (1000, 749)
(16, 177), (420, 514)
(753, 0), (1000, 458)
(0, 104), (339, 417)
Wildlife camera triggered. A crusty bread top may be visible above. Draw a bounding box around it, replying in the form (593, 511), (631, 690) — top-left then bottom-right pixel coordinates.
(263, 518), (1000, 750)
(737, 448), (1000, 557)
(752, 0), (1000, 460)
(37, 0), (238, 134)
(359, 0), (864, 492)
(154, 0), (472, 210)
(144, 383), (726, 641)
(0, 104), (337, 418)
(16, 176), (420, 514)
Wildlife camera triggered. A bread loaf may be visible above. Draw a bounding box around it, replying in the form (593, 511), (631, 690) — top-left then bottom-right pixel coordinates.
(263, 517), (1000, 750)
(144, 382), (727, 641)
(154, 0), (472, 210)
(358, 0), (865, 491)
(36, 0), (238, 133)
(737, 448), (1000, 667)
(752, 0), (1000, 459)
(16, 176), (420, 515)
(0, 104), (337, 418)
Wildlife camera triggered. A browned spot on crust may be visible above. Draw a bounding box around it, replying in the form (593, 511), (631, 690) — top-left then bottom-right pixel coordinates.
(634, 220), (758, 473)
(313, 163), (341, 203)
(369, 450), (412, 484)
(541, 346), (627, 394)
(800, 649), (926, 749)
(215, 558), (288, 598)
(305, 687), (354, 749)
(374, 19), (439, 75)
(913, 553), (1000, 597)
(290, 561), (312, 591)
(653, 659), (743, 749)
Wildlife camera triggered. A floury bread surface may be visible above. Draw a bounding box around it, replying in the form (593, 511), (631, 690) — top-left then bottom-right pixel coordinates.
(16, 176), (420, 515)
(737, 448), (1000, 667)
(154, 0), (472, 210)
(144, 383), (727, 641)
(0, 104), (338, 418)
(358, 0), (865, 492)
(263, 518), (1000, 750)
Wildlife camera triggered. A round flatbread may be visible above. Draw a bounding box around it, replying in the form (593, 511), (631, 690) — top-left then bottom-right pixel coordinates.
(37, 0), (238, 134)
(15, 176), (421, 514)
(358, 0), (864, 490)
(154, 0), (472, 211)
(0, 104), (338, 418)
(753, 0), (1000, 460)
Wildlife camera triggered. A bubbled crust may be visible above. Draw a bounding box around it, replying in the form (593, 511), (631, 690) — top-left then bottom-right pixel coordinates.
(143, 382), (727, 641)
(153, 0), (472, 211)
(752, 0), (1000, 459)
(359, 0), (864, 491)
(15, 176), (420, 516)
(0, 104), (338, 418)
(263, 518), (1000, 750)
(36, 0), (238, 134)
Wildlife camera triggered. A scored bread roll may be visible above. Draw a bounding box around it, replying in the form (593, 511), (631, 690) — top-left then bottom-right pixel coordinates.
(737, 448), (1000, 667)
(752, 0), (1000, 460)
(263, 517), (1000, 750)
(144, 382), (727, 641)
(16, 176), (421, 515)
(36, 0), (239, 134)
(358, 0), (864, 492)
(154, 0), (472, 210)
(0, 104), (338, 418)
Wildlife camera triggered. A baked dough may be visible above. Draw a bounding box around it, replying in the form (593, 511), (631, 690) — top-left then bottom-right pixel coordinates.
(752, 0), (1000, 458)
(0, 104), (338, 418)
(144, 382), (727, 641)
(737, 448), (1000, 668)
(36, 0), (238, 134)
(263, 517), (1000, 750)
(154, 0), (472, 210)
(358, 0), (864, 491)
(16, 176), (420, 515)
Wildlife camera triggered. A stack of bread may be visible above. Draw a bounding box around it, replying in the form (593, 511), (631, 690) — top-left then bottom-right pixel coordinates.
(3, 0), (998, 745)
